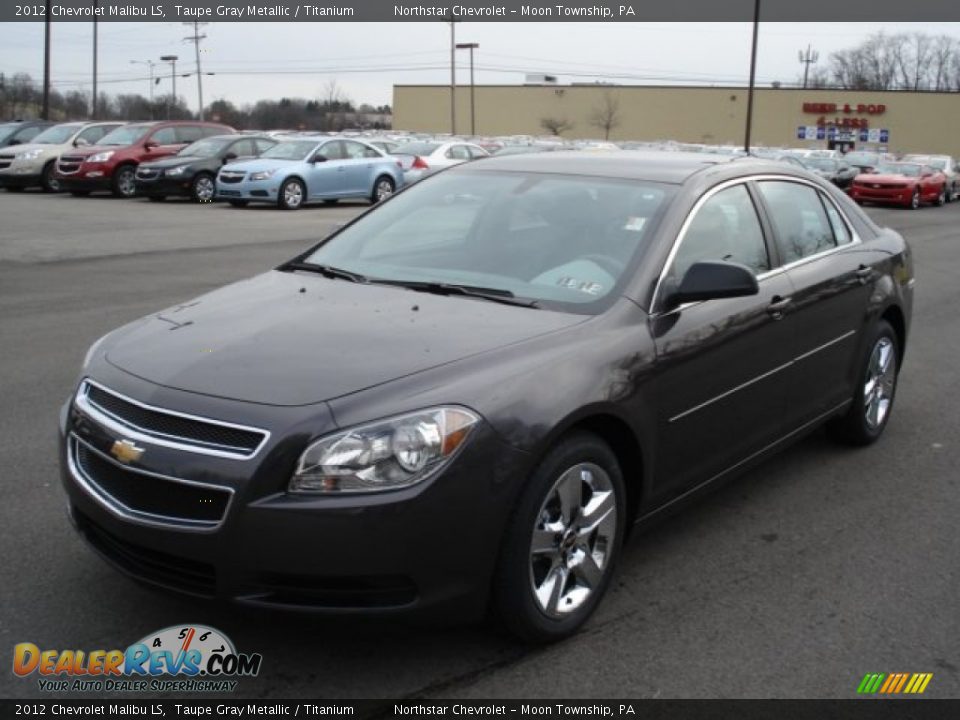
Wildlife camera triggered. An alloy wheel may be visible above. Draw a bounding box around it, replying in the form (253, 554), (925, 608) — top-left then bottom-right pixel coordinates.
(44, 163), (60, 192)
(375, 177), (394, 202)
(910, 189), (920, 209)
(283, 180), (303, 209)
(193, 175), (215, 202)
(864, 337), (896, 430)
(116, 168), (136, 197)
(529, 462), (617, 618)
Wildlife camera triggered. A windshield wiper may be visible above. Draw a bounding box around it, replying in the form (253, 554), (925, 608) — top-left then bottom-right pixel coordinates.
(281, 261), (368, 284)
(374, 280), (540, 308)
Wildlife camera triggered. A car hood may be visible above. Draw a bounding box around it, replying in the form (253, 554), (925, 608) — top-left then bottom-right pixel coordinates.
(221, 158), (300, 173)
(104, 270), (585, 406)
(859, 173), (915, 184)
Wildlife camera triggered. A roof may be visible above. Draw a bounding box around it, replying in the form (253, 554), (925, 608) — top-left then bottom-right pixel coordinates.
(459, 150), (740, 184)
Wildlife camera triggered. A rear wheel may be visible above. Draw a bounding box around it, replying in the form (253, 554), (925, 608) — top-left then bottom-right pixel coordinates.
(828, 320), (899, 446)
(278, 178), (305, 210)
(191, 173), (216, 203)
(370, 175), (395, 203)
(111, 165), (137, 198)
(41, 161), (60, 192)
(493, 433), (625, 643)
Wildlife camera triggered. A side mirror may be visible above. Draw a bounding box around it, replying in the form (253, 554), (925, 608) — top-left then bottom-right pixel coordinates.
(144, 141), (158, 150)
(310, 154), (328, 164)
(222, 152), (237, 164)
(74, 137), (90, 147)
(7, 139), (21, 146)
(667, 261), (759, 307)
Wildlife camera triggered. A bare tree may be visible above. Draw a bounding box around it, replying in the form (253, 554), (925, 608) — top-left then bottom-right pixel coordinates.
(589, 92), (621, 140)
(929, 35), (957, 91)
(540, 116), (574, 136)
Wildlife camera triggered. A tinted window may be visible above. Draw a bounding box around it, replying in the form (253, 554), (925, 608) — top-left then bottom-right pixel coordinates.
(342, 141), (372, 159)
(15, 125), (44, 143)
(260, 140), (320, 161)
(99, 125), (151, 146)
(32, 124), (79, 144)
(229, 139), (257, 157)
(175, 126), (202, 144)
(446, 145), (471, 160)
(320, 140), (346, 160)
(672, 184), (769, 279)
(0, 124), (18, 144)
(467, 145), (489, 159)
(254, 138), (277, 154)
(822, 196), (852, 246)
(150, 127), (177, 145)
(758, 181), (837, 263)
(77, 125), (114, 145)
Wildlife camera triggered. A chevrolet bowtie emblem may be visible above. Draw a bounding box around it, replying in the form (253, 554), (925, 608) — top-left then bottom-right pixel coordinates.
(110, 439), (144, 464)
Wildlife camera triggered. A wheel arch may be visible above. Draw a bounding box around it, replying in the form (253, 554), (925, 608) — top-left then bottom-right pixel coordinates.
(880, 303), (907, 366)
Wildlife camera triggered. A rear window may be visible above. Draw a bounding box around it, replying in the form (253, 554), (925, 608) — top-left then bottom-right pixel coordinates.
(395, 142), (440, 156)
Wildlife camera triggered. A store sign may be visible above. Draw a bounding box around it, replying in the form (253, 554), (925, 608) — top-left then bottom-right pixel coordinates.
(802, 101), (886, 129)
(796, 126), (890, 142)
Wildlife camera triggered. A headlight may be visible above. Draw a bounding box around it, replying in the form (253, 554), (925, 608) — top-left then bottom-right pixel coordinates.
(15, 149), (44, 160)
(164, 165), (189, 176)
(249, 170), (276, 181)
(88, 151), (114, 163)
(289, 407), (480, 494)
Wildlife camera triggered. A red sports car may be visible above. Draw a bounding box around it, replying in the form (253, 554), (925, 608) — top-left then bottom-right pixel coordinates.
(850, 162), (947, 209)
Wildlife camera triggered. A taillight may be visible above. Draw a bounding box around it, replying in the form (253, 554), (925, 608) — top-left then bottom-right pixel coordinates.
(411, 156), (429, 170)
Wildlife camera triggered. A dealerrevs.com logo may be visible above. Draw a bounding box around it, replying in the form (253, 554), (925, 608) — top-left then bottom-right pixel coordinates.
(12, 624), (262, 693)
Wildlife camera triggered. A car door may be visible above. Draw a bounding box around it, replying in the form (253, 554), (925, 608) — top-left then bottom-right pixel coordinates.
(340, 140), (378, 196)
(75, 124), (118, 148)
(141, 126), (182, 161)
(305, 140), (344, 198)
(224, 138), (257, 164)
(754, 179), (877, 426)
(649, 182), (797, 502)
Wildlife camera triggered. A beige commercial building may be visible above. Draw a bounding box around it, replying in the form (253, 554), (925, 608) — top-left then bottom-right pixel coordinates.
(393, 85), (960, 157)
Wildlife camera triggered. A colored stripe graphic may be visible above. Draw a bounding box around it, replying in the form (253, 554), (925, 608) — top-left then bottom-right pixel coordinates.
(857, 672), (932, 694)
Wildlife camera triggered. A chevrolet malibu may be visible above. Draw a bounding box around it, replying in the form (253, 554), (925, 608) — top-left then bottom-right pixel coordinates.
(61, 153), (913, 641)
(216, 136), (403, 209)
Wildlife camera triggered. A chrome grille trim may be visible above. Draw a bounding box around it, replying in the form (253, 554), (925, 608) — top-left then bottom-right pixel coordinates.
(67, 434), (233, 532)
(75, 379), (270, 460)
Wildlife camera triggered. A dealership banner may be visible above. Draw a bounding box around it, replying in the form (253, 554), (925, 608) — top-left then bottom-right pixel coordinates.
(4, 0), (960, 23)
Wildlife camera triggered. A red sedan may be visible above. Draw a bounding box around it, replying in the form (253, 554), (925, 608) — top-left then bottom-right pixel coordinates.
(850, 162), (947, 209)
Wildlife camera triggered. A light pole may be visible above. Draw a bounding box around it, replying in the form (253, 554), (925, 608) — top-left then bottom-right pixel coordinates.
(183, 21), (208, 120)
(160, 55), (178, 119)
(448, 17), (456, 135)
(130, 60), (156, 116)
(744, 0), (760, 153)
(92, 1), (98, 118)
(42, 0), (51, 119)
(456, 42), (479, 136)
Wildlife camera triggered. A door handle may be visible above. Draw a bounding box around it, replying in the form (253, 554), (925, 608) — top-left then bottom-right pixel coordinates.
(766, 295), (792, 319)
(855, 265), (872, 284)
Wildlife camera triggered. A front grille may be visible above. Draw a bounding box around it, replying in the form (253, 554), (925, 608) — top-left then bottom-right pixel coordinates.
(74, 509), (217, 596)
(80, 380), (267, 458)
(58, 155), (84, 174)
(218, 172), (244, 184)
(218, 189), (241, 197)
(0, 154), (12, 170)
(71, 436), (232, 528)
(136, 168), (159, 180)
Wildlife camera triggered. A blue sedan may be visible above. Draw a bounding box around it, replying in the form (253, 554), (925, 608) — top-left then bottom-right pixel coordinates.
(216, 136), (404, 209)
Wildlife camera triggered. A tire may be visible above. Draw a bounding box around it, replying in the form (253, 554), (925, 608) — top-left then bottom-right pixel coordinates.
(40, 161), (60, 192)
(111, 165), (137, 198)
(827, 319), (899, 446)
(370, 175), (395, 204)
(936, 186), (946, 207)
(191, 173), (216, 203)
(908, 188), (920, 210)
(147, 196), (166, 202)
(278, 178), (305, 210)
(228, 199), (248, 207)
(70, 191), (90, 197)
(492, 432), (626, 643)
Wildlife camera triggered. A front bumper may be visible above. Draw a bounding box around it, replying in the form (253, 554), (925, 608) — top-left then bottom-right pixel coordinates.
(135, 173), (195, 198)
(59, 372), (528, 620)
(850, 185), (913, 205)
(215, 177), (278, 203)
(0, 157), (46, 187)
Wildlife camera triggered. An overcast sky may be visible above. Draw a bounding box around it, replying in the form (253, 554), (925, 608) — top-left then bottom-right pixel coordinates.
(2, 22), (959, 110)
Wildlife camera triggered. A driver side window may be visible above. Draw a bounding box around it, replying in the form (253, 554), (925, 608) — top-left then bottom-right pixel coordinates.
(670, 184), (769, 281)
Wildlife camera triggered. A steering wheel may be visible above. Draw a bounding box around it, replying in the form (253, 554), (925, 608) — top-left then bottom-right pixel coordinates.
(579, 254), (623, 278)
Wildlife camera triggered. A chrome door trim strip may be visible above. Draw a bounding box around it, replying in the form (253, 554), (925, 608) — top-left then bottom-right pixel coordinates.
(637, 399), (853, 525)
(793, 329), (857, 362)
(67, 433), (233, 533)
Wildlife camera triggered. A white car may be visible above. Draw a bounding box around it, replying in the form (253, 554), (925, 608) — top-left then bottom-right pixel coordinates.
(0, 121), (123, 192)
(902, 154), (960, 201)
(392, 140), (489, 183)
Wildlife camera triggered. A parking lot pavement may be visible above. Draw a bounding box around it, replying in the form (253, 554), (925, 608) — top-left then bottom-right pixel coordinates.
(0, 194), (958, 701)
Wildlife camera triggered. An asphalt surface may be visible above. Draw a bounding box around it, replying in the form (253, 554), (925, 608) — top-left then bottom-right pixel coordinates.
(0, 190), (958, 701)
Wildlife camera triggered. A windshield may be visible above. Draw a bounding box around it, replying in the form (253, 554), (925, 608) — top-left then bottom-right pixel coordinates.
(301, 170), (673, 311)
(876, 163), (922, 177)
(395, 142), (440, 156)
(178, 137), (232, 158)
(0, 124), (19, 144)
(844, 152), (880, 166)
(805, 158), (837, 171)
(925, 158), (947, 171)
(260, 140), (318, 161)
(98, 125), (151, 146)
(31, 124), (80, 145)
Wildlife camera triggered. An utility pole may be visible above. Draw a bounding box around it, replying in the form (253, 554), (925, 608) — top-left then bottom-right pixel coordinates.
(183, 21), (208, 120)
(131, 60), (156, 117)
(456, 42), (479, 136)
(160, 55), (178, 119)
(448, 17), (456, 135)
(42, 0), (51, 119)
(744, 0), (760, 154)
(92, 1), (98, 118)
(798, 44), (819, 89)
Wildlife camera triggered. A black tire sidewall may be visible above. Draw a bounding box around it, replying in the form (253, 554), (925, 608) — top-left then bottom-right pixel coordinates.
(112, 166), (136, 197)
(191, 173), (214, 203)
(41, 161), (58, 192)
(371, 175), (394, 203)
(493, 432), (626, 643)
(278, 178), (304, 210)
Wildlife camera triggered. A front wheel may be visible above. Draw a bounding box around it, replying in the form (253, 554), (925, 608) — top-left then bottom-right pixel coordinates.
(493, 433), (626, 643)
(370, 175), (395, 203)
(908, 188), (920, 210)
(41, 161), (60, 192)
(191, 173), (216, 203)
(936, 186), (946, 206)
(827, 320), (899, 446)
(111, 166), (137, 198)
(278, 178), (305, 210)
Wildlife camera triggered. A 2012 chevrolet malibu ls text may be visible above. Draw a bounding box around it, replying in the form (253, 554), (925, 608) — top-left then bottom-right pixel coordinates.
(60, 152), (913, 641)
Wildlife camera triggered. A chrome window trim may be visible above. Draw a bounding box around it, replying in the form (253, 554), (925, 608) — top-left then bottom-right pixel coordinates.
(652, 174), (863, 314)
(77, 379), (270, 460)
(67, 433), (233, 532)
